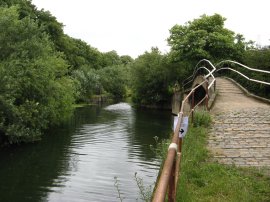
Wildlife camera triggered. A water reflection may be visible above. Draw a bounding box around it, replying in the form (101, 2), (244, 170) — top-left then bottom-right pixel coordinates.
(0, 103), (171, 201)
(0, 125), (74, 202)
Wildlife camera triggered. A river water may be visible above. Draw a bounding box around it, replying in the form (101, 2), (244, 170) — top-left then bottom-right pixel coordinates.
(0, 103), (172, 201)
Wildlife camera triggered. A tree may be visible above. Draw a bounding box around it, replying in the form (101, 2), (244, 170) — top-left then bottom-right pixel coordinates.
(98, 65), (127, 99)
(120, 55), (134, 65)
(73, 67), (101, 102)
(35, 8), (64, 46)
(0, 6), (75, 144)
(57, 35), (103, 71)
(100, 51), (122, 67)
(130, 48), (171, 105)
(167, 14), (245, 64)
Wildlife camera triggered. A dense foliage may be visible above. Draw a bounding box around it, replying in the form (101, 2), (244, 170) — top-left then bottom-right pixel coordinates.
(130, 48), (171, 105)
(0, 1), (130, 144)
(167, 14), (245, 64)
(98, 65), (127, 99)
(0, 6), (75, 143)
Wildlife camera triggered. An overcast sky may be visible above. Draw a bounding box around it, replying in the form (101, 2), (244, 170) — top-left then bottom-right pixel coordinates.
(32, 0), (270, 58)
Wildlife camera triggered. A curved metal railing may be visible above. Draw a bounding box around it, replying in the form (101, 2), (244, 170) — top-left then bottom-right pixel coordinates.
(153, 59), (270, 201)
(215, 60), (270, 86)
(216, 60), (270, 74)
(182, 59), (216, 89)
(152, 60), (216, 202)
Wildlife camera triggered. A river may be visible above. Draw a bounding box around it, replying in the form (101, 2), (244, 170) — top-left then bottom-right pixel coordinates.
(0, 103), (172, 202)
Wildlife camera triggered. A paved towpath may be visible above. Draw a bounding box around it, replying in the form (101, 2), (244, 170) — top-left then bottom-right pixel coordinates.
(208, 77), (270, 167)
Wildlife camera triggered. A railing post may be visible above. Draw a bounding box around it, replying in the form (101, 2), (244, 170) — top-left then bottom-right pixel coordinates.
(174, 137), (182, 198)
(191, 91), (195, 123)
(168, 159), (176, 202)
(205, 81), (209, 110)
(153, 76), (215, 202)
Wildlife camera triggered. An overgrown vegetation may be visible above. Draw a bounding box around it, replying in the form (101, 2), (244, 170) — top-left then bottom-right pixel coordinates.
(113, 173), (154, 202)
(177, 111), (270, 201)
(134, 172), (153, 202)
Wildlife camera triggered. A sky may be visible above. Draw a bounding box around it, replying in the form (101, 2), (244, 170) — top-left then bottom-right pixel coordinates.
(31, 0), (270, 58)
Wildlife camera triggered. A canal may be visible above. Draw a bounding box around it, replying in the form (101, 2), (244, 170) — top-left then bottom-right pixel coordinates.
(0, 103), (172, 201)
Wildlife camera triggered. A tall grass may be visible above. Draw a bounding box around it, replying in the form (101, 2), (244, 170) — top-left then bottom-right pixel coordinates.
(193, 109), (212, 128)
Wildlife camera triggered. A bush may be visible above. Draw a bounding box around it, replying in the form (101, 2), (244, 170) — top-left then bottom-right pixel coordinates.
(98, 65), (127, 99)
(130, 48), (171, 105)
(193, 109), (212, 127)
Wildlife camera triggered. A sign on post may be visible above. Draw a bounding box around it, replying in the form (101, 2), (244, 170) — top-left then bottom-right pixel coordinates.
(173, 116), (189, 138)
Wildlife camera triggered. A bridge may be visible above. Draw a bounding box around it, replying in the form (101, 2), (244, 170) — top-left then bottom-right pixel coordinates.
(152, 59), (270, 202)
(209, 77), (270, 167)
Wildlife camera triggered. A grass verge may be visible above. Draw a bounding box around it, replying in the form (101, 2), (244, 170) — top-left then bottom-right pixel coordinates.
(176, 111), (270, 202)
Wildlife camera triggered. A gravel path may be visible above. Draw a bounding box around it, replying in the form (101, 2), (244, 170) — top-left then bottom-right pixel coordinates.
(208, 77), (270, 167)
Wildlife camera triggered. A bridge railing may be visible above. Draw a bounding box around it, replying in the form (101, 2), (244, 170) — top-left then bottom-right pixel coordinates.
(215, 60), (270, 86)
(153, 59), (270, 201)
(182, 59), (216, 90)
(152, 61), (216, 202)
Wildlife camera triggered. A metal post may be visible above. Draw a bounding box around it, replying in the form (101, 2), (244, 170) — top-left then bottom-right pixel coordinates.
(152, 149), (177, 202)
(168, 159), (176, 202)
(205, 81), (209, 110)
(178, 137), (182, 153)
(191, 91), (195, 123)
(175, 152), (181, 190)
(152, 113), (183, 202)
(174, 138), (182, 197)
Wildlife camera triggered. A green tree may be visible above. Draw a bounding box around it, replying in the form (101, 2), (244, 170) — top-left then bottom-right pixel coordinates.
(35, 8), (64, 46)
(167, 14), (245, 64)
(0, 0), (36, 18)
(101, 51), (122, 67)
(73, 67), (101, 102)
(120, 55), (134, 65)
(0, 6), (75, 144)
(98, 65), (127, 99)
(57, 35), (103, 71)
(130, 48), (171, 105)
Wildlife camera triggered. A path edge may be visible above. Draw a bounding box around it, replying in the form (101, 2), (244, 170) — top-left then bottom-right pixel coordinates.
(223, 77), (270, 105)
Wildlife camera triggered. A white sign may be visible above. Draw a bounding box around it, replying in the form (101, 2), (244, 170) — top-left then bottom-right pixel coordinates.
(173, 116), (189, 138)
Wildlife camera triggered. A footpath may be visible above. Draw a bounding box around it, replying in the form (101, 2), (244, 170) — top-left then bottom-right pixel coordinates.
(208, 77), (270, 167)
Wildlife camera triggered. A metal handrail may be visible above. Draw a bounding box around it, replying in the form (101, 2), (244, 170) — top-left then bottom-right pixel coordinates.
(216, 67), (270, 86)
(189, 95), (207, 117)
(153, 77), (213, 201)
(153, 58), (270, 201)
(183, 59), (216, 88)
(215, 60), (270, 86)
(153, 58), (217, 201)
(183, 66), (214, 89)
(216, 60), (270, 74)
(153, 58), (218, 201)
